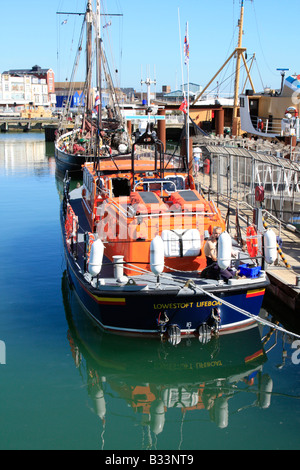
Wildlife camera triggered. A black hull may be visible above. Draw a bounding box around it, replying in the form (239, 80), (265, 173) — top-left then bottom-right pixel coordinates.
(55, 145), (87, 175)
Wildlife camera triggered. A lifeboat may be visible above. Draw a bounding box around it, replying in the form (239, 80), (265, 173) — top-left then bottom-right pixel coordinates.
(60, 124), (270, 340)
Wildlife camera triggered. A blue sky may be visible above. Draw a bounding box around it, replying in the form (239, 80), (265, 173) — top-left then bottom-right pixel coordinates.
(1, 0), (299, 96)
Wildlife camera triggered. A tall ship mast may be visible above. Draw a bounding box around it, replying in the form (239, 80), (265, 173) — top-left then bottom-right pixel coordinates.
(55, 0), (129, 175)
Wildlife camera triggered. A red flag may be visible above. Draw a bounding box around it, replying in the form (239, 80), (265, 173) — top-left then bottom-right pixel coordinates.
(179, 98), (188, 114)
(94, 93), (100, 113)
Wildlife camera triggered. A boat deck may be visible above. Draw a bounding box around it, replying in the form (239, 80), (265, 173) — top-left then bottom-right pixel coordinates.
(68, 186), (268, 295)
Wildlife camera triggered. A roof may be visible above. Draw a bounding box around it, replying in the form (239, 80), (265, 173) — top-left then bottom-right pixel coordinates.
(2, 65), (52, 76)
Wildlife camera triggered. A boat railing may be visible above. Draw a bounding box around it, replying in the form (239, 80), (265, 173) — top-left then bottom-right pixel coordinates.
(134, 179), (177, 193)
(250, 115), (297, 137)
(129, 210), (216, 220)
(209, 191), (284, 259)
(165, 115), (185, 125)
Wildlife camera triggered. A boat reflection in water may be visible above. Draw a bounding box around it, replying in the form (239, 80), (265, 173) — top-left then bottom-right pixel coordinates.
(62, 271), (273, 448)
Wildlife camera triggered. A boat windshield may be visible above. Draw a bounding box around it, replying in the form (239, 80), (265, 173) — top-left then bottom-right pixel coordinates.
(135, 176), (185, 193)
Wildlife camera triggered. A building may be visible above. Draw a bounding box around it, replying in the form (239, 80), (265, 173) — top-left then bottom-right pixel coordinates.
(163, 83), (202, 103)
(0, 65), (56, 111)
(55, 82), (86, 109)
(55, 82), (129, 110)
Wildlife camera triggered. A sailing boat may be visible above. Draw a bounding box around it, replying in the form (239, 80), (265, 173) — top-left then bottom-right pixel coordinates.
(55, 0), (130, 174)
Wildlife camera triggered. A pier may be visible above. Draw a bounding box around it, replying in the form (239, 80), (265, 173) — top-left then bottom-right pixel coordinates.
(266, 227), (300, 313)
(0, 116), (59, 134)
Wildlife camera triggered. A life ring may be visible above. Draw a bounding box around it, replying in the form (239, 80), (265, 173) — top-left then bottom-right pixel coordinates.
(255, 185), (264, 202)
(285, 107), (298, 118)
(257, 119), (264, 131)
(246, 226), (258, 258)
(203, 158), (210, 175)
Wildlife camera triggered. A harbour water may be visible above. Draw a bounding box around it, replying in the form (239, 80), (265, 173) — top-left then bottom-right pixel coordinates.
(0, 133), (300, 451)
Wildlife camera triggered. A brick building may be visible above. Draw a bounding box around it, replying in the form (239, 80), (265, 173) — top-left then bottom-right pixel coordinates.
(0, 65), (56, 111)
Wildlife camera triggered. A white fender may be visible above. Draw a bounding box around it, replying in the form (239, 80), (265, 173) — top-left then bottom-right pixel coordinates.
(217, 231), (232, 270)
(88, 239), (104, 276)
(214, 397), (229, 429)
(258, 374), (273, 409)
(264, 229), (277, 264)
(150, 399), (165, 435)
(150, 236), (165, 275)
(91, 389), (106, 420)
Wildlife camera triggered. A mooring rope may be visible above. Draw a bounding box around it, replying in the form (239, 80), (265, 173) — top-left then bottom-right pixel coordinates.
(125, 262), (300, 340)
(193, 283), (300, 340)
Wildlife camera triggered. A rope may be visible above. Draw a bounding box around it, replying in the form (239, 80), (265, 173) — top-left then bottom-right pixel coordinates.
(124, 261), (300, 340)
(193, 283), (300, 340)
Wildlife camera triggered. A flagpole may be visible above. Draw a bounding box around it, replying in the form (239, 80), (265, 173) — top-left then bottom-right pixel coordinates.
(185, 22), (190, 174)
(178, 9), (185, 103)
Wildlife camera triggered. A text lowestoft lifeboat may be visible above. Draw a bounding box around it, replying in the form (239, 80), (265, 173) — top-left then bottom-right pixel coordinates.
(60, 126), (271, 342)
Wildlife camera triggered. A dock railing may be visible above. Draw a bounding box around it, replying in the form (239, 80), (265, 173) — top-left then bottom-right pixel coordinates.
(193, 138), (300, 226)
(201, 190), (284, 265)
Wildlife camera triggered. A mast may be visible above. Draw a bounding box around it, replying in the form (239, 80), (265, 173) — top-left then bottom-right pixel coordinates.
(191, 0), (255, 137)
(232, 0), (245, 136)
(86, 0), (93, 112)
(185, 22), (190, 174)
(141, 75), (156, 131)
(96, 0), (102, 129)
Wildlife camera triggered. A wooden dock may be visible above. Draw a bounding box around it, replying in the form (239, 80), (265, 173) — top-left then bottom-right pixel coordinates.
(265, 227), (300, 313)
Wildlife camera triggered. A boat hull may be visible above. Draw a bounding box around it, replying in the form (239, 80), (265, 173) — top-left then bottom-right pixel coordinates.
(55, 144), (87, 174)
(62, 223), (268, 337)
(63, 268), (267, 382)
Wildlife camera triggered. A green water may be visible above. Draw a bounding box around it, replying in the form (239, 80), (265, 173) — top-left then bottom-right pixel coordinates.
(0, 133), (299, 451)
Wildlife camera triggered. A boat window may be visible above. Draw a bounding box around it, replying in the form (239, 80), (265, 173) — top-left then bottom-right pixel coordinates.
(141, 179), (177, 193)
(112, 177), (131, 197)
(83, 168), (94, 194)
(165, 175), (185, 190)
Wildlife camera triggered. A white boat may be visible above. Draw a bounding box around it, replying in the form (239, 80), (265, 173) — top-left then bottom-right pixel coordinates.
(240, 74), (300, 140)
